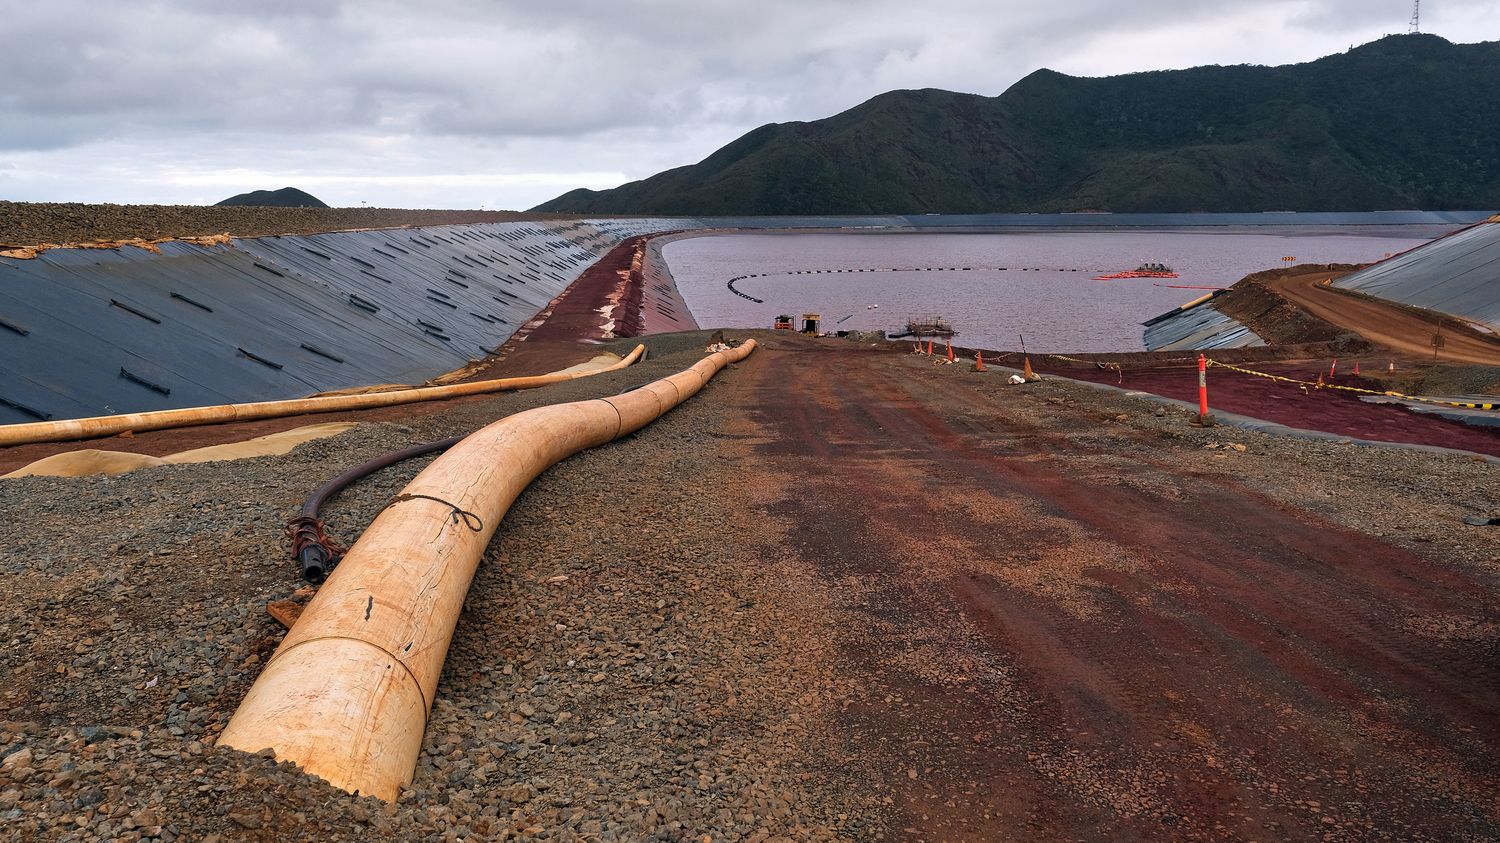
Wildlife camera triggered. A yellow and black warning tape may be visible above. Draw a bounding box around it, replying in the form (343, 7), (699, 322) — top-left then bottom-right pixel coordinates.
(1041, 353), (1200, 383)
(1044, 353), (1199, 366)
(1204, 359), (1498, 410)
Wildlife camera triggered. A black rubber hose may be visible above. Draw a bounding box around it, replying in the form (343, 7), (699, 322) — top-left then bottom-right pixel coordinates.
(287, 345), (650, 582)
(288, 435), (464, 583)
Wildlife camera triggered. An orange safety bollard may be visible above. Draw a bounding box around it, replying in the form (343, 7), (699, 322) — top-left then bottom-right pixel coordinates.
(1329, 358), (1338, 378)
(975, 351), (987, 372)
(1022, 356), (1035, 380)
(946, 341), (955, 362)
(926, 340), (933, 355)
(1353, 361), (1360, 376)
(1197, 354), (1210, 421)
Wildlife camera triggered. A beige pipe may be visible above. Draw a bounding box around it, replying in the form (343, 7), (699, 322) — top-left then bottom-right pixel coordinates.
(217, 340), (757, 800)
(0, 345), (646, 447)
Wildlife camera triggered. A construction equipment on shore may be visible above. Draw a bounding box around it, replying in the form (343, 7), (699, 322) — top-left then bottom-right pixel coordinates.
(773, 314), (794, 330)
(802, 313), (822, 334)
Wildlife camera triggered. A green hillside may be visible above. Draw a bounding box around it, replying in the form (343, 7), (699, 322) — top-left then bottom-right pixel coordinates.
(534, 35), (1500, 215)
(216, 187), (329, 208)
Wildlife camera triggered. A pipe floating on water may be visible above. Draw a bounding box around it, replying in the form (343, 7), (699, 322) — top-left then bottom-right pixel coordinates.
(217, 339), (758, 800)
(0, 345), (645, 447)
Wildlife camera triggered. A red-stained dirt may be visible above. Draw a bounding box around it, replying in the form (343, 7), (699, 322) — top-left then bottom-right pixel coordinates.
(466, 234), (697, 380)
(1041, 358), (1500, 457)
(732, 336), (1500, 841)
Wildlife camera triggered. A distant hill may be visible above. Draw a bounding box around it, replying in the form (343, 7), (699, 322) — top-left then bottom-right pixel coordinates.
(534, 35), (1500, 215)
(216, 187), (328, 208)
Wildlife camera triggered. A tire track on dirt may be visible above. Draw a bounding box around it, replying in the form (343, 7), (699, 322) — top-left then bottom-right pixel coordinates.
(737, 337), (1500, 841)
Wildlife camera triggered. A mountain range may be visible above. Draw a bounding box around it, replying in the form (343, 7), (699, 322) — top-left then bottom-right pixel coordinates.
(533, 35), (1500, 215)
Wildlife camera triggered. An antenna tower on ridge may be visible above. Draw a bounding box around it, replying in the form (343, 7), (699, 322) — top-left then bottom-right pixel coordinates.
(1409, 0), (1420, 34)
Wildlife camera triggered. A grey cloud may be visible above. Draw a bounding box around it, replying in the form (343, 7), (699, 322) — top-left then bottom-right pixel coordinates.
(0, 0), (1495, 207)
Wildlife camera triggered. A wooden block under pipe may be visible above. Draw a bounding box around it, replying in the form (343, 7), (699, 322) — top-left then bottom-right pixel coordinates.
(266, 599), (304, 629)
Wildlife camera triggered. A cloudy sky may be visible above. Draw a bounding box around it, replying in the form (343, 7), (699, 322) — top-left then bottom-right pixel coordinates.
(1, 0), (1495, 210)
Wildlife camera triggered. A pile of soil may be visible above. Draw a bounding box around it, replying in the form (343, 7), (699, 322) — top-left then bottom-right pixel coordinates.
(0, 202), (581, 248)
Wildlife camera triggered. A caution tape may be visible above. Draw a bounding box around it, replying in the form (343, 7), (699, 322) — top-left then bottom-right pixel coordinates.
(1205, 359), (1498, 410)
(1044, 353), (1199, 367)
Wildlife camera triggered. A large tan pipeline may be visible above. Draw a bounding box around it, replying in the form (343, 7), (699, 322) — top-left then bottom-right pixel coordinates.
(0, 346), (645, 447)
(217, 339), (757, 800)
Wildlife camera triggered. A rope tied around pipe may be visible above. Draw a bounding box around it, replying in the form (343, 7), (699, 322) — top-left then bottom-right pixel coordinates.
(386, 493), (484, 532)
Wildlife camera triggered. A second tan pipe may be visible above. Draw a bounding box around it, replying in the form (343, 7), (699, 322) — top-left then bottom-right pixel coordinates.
(0, 345), (646, 447)
(217, 339), (757, 800)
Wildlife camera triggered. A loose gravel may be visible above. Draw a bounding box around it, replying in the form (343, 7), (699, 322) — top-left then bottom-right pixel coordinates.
(0, 332), (861, 841)
(3, 331), (1496, 841)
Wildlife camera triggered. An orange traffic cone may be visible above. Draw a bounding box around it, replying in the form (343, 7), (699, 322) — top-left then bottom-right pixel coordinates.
(946, 341), (955, 362)
(975, 351), (987, 372)
(926, 340), (933, 356)
(1023, 356), (1036, 380)
(1316, 373), (1325, 388)
(1353, 361), (1360, 376)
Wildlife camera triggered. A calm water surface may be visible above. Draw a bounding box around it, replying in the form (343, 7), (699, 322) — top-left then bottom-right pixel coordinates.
(662, 227), (1452, 351)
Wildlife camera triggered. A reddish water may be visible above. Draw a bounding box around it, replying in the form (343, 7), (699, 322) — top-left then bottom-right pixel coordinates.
(663, 227), (1451, 351)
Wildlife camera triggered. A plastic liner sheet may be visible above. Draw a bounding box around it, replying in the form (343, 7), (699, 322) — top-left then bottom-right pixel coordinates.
(1143, 304), (1266, 351)
(1333, 222), (1500, 331)
(0, 219), (681, 425)
(639, 237), (701, 334)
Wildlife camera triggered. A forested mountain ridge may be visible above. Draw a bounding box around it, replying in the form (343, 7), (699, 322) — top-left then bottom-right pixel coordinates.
(534, 35), (1500, 214)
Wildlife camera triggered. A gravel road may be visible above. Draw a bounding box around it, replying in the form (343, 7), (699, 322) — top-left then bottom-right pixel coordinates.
(2, 330), (1497, 841)
(1268, 271), (1500, 366)
(735, 336), (1499, 841)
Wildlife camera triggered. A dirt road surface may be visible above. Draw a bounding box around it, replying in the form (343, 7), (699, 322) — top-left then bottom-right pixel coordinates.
(3, 332), (1497, 841)
(731, 336), (1499, 841)
(1268, 272), (1500, 366)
